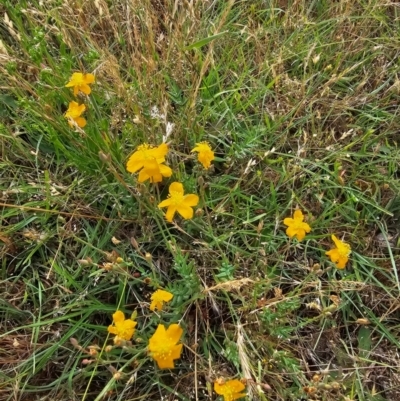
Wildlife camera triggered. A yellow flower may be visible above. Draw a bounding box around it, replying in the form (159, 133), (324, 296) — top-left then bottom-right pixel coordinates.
(158, 182), (199, 222)
(138, 158), (173, 183)
(283, 209), (311, 241)
(126, 143), (168, 173)
(65, 72), (95, 96)
(107, 310), (137, 343)
(325, 234), (351, 269)
(64, 101), (87, 128)
(126, 143), (172, 183)
(148, 324), (183, 369)
(150, 289), (173, 311)
(214, 378), (246, 401)
(191, 142), (215, 169)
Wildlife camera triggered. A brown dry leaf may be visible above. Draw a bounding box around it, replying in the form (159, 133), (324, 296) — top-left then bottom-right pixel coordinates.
(330, 295), (341, 306)
(204, 278), (254, 293)
(356, 318), (370, 325)
(0, 233), (16, 254)
(111, 236), (121, 245)
(274, 287), (283, 299)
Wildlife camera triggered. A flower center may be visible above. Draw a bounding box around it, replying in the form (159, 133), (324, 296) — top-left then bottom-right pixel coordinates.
(74, 76), (86, 85)
(67, 108), (81, 118)
(117, 327), (130, 338)
(137, 144), (156, 161)
(292, 221), (304, 229)
(224, 387), (236, 401)
(338, 245), (350, 257)
(169, 191), (184, 206)
(153, 340), (174, 360)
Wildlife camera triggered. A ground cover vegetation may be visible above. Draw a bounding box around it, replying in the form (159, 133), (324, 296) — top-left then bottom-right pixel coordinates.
(0, 0), (400, 400)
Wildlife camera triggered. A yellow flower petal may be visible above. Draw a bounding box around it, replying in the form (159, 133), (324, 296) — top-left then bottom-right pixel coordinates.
(286, 226), (298, 239)
(301, 222), (312, 233)
(158, 198), (173, 208)
(83, 73), (95, 84)
(75, 117), (86, 128)
(293, 209), (304, 221)
(158, 163), (173, 178)
(65, 101), (86, 118)
(79, 84), (91, 95)
(176, 204), (194, 219)
(165, 205), (177, 222)
(138, 162), (162, 183)
(151, 324), (166, 342)
(283, 217), (294, 226)
(126, 159), (144, 173)
(149, 300), (162, 312)
(325, 248), (338, 259)
(169, 181), (184, 194)
(65, 72), (83, 87)
(295, 229), (306, 241)
(152, 143), (169, 161)
(155, 356), (175, 369)
(107, 325), (119, 335)
(166, 324), (183, 343)
(336, 256), (348, 269)
(170, 343), (183, 360)
(112, 310), (125, 324)
(183, 194), (199, 207)
(331, 234), (341, 248)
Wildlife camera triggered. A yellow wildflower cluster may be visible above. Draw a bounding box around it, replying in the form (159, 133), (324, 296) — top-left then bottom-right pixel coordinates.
(63, 73), (216, 222)
(125, 141), (214, 222)
(107, 289), (184, 369)
(106, 291), (246, 398)
(126, 142), (214, 182)
(283, 209), (352, 269)
(64, 72), (95, 128)
(55, 70), (358, 401)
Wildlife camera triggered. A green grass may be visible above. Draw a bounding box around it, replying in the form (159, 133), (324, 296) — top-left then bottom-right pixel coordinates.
(1, 0), (400, 400)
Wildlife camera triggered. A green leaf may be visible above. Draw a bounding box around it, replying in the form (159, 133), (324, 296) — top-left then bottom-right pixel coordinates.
(184, 31), (229, 50)
(358, 326), (372, 358)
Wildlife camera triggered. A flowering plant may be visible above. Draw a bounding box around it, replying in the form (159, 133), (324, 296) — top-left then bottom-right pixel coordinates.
(64, 101), (87, 128)
(148, 324), (183, 369)
(65, 72), (95, 96)
(191, 142), (215, 169)
(214, 378), (246, 401)
(158, 182), (199, 222)
(326, 234), (351, 269)
(283, 209), (311, 241)
(150, 289), (173, 311)
(126, 143), (172, 183)
(107, 310), (137, 345)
